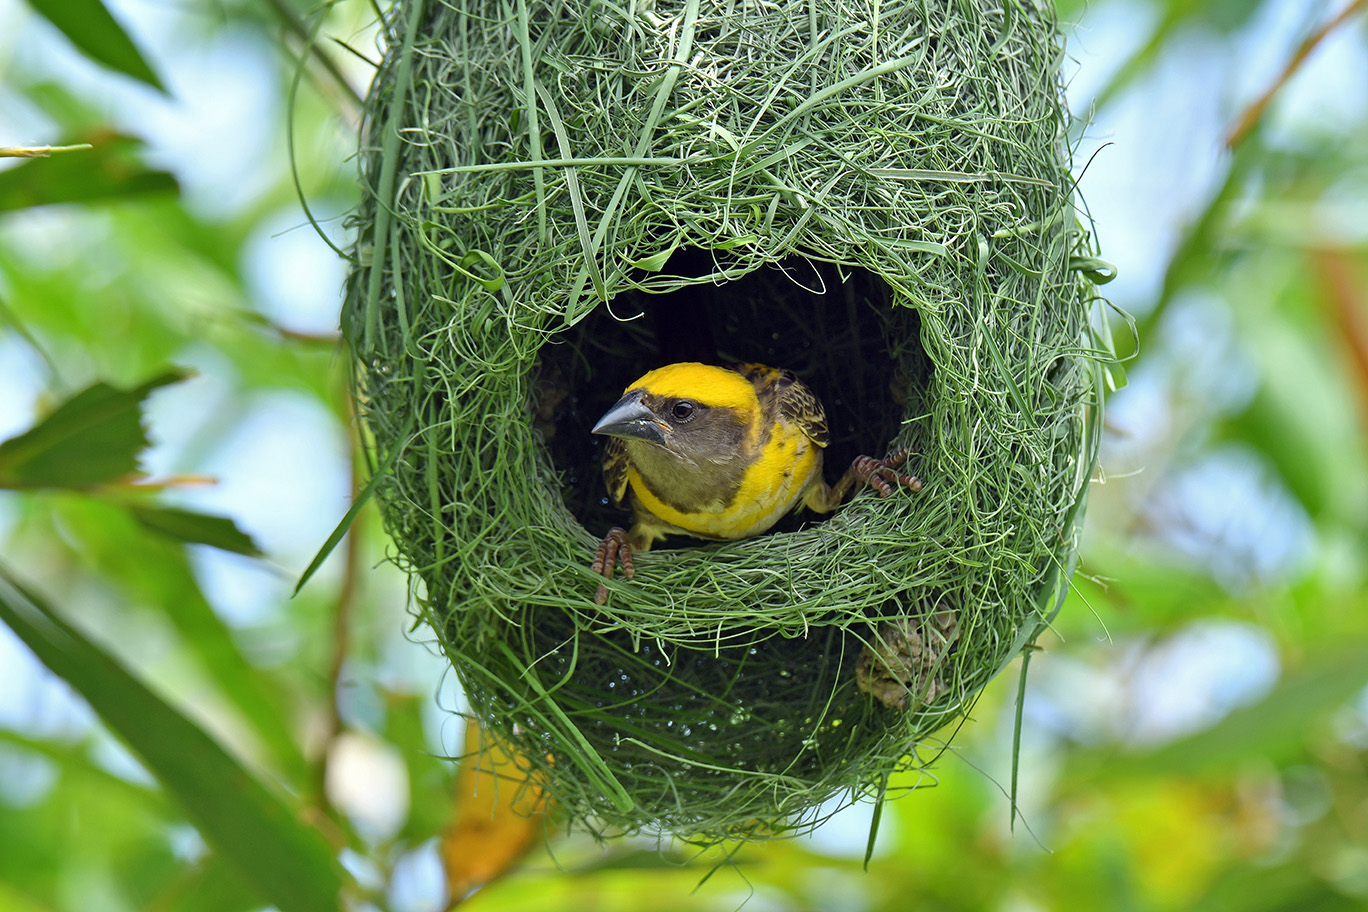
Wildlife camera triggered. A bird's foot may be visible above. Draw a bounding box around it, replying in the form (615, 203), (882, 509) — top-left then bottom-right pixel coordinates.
(853, 449), (923, 497)
(591, 526), (635, 605)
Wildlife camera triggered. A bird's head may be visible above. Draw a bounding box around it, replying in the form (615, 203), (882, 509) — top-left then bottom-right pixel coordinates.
(592, 362), (758, 466)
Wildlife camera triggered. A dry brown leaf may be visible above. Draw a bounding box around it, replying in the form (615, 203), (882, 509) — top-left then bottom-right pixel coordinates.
(442, 721), (552, 907)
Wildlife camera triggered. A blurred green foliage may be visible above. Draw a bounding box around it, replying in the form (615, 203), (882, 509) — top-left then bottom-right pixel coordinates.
(0, 0), (1366, 910)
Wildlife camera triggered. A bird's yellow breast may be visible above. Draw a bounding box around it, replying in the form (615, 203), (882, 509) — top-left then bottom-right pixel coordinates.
(627, 419), (822, 540)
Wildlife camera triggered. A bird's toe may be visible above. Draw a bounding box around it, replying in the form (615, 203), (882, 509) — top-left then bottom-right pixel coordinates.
(592, 526), (635, 605)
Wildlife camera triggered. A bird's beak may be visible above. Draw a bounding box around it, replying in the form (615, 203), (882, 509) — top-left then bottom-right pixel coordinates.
(592, 390), (667, 445)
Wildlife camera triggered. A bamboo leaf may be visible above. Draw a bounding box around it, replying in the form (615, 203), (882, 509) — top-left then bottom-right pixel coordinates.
(1086, 646), (1368, 781)
(0, 568), (343, 912)
(24, 0), (165, 92)
(126, 505), (264, 557)
(0, 371), (184, 489)
(62, 502), (307, 782)
(0, 880), (52, 912)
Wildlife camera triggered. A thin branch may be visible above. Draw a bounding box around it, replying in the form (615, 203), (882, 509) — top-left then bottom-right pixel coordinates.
(0, 143), (92, 158)
(1226, 0), (1368, 149)
(1312, 248), (1368, 429)
(259, 0), (366, 111)
(313, 391), (366, 819)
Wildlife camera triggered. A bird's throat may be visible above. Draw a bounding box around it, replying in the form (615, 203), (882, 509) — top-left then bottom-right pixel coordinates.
(624, 440), (746, 517)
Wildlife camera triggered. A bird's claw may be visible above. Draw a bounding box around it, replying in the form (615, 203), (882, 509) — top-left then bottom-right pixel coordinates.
(592, 526), (635, 605)
(855, 449), (923, 497)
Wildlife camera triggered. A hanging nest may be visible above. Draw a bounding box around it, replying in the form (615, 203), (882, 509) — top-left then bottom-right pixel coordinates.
(344, 0), (1108, 841)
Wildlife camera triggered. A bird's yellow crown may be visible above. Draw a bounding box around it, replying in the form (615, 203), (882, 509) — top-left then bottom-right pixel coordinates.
(627, 362), (758, 411)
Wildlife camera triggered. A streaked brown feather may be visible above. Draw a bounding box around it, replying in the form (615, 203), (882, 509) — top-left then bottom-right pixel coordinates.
(733, 362), (829, 447)
(601, 436), (631, 508)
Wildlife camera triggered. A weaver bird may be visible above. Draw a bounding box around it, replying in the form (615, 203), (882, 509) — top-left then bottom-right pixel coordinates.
(589, 361), (922, 604)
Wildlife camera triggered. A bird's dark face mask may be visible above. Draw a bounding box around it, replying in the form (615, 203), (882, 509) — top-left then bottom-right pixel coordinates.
(593, 389), (750, 471)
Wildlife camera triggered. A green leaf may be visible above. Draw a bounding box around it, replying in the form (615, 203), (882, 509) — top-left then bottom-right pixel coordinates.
(0, 880), (52, 912)
(24, 0), (165, 92)
(1091, 645), (1368, 780)
(0, 370), (184, 488)
(0, 567), (344, 912)
(1085, 0), (1266, 111)
(127, 505), (263, 557)
(61, 499), (308, 782)
(0, 728), (174, 818)
(166, 859), (265, 912)
(1218, 300), (1364, 524)
(0, 135), (178, 212)
(1195, 857), (1368, 912)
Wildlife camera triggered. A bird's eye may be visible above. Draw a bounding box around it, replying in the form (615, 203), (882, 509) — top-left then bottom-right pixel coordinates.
(672, 401), (696, 421)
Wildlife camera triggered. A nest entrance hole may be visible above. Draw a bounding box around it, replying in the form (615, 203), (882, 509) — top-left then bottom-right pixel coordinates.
(536, 249), (928, 537)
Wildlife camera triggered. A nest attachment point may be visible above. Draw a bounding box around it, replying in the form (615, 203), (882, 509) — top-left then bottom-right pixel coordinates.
(345, 0), (1108, 841)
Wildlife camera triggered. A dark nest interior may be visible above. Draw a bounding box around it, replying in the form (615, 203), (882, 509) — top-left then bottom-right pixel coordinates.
(538, 249), (921, 539)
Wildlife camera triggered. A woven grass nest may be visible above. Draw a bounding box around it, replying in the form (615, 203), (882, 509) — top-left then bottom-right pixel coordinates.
(344, 0), (1108, 841)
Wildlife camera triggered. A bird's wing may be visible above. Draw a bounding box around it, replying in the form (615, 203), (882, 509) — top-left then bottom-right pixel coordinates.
(770, 368), (830, 447)
(602, 435), (632, 507)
